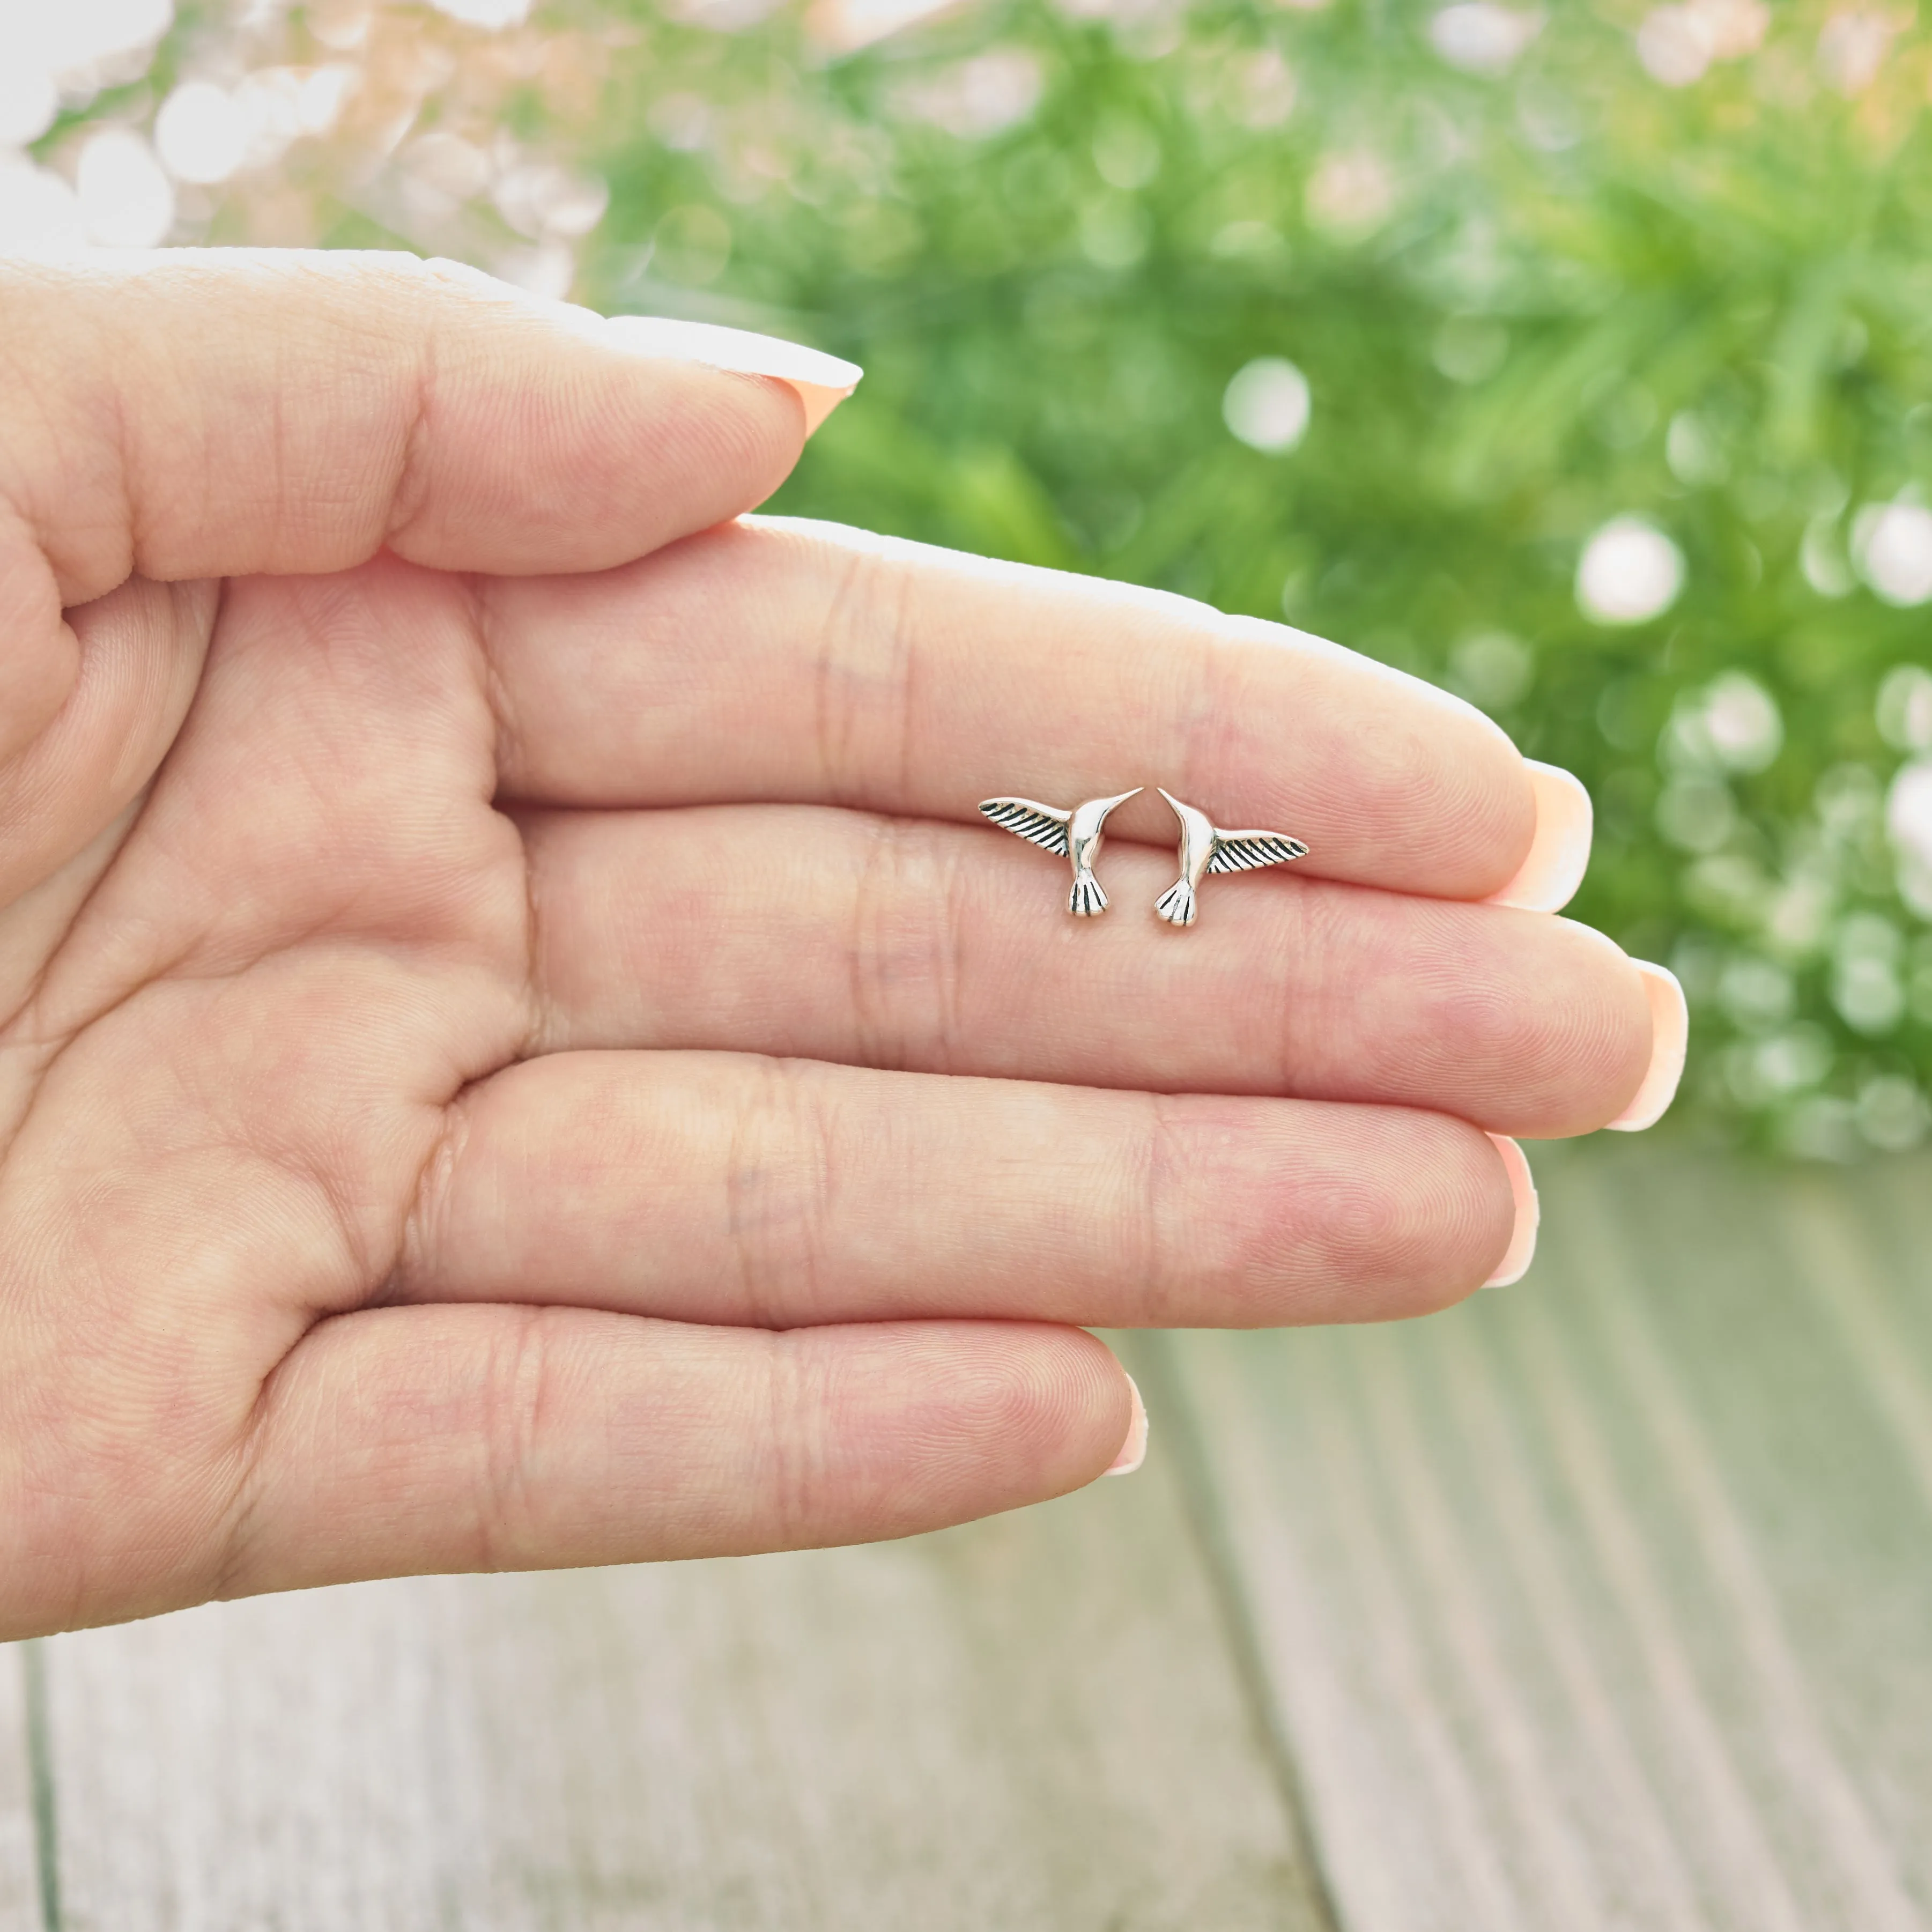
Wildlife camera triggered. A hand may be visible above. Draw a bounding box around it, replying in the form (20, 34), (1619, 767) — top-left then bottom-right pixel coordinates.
(0, 250), (1677, 1639)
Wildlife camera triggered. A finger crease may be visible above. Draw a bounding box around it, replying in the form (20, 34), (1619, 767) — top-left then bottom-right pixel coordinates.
(1175, 625), (1242, 809)
(723, 1059), (830, 1330)
(847, 818), (900, 1068)
(386, 1091), (472, 1306)
(1139, 1093), (1187, 1325)
(466, 580), (550, 1060)
(763, 1329), (816, 1545)
(384, 323), (441, 548)
(880, 553), (920, 810)
(476, 1305), (554, 1571)
(812, 545), (869, 800)
(813, 543), (918, 810)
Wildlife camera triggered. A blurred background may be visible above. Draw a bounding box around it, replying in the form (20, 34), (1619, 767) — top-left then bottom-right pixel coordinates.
(2, 0), (1928, 1156)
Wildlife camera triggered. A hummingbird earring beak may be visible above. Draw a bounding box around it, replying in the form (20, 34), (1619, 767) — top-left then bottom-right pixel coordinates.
(1154, 789), (1308, 927)
(979, 789), (1142, 915)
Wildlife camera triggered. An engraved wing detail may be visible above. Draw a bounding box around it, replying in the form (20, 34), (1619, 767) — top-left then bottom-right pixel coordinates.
(979, 797), (1072, 857)
(1207, 831), (1309, 874)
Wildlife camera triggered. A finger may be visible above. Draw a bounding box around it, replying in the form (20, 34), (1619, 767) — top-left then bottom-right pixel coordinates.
(481, 517), (1539, 898)
(221, 1307), (1133, 1596)
(521, 805), (1654, 1137)
(396, 1052), (1523, 1329)
(0, 251), (821, 604)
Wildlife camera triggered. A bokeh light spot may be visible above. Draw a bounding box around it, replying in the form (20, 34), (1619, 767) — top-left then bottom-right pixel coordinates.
(1701, 671), (1783, 773)
(76, 129), (175, 248)
(428, 0), (532, 27)
(1878, 666), (1932, 753)
(1576, 516), (1684, 625)
(0, 66), (58, 148)
(1854, 500), (1932, 607)
(1664, 410), (1728, 487)
(1223, 358), (1311, 455)
(156, 81), (248, 184)
(1887, 758), (1932, 876)
(1657, 776), (1736, 852)
(1429, 5), (1543, 76)
(1448, 631), (1534, 709)
(0, 160), (84, 254)
(1857, 1075), (1927, 1150)
(1637, 7), (1713, 85)
(1306, 150), (1394, 238)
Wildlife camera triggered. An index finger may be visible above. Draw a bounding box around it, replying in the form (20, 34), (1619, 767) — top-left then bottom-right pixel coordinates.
(486, 517), (1542, 898)
(0, 250), (846, 609)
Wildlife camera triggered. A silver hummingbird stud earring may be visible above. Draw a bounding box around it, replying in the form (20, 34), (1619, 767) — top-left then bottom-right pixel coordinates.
(1154, 789), (1308, 926)
(979, 789), (1142, 915)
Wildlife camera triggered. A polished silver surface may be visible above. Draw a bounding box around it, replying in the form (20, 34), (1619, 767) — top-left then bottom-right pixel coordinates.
(1154, 788), (1308, 926)
(979, 789), (1142, 916)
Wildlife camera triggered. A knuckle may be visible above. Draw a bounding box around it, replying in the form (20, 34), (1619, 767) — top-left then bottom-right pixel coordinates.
(1136, 1093), (1192, 1322)
(381, 323), (440, 549)
(812, 541), (918, 808)
(757, 1329), (827, 1545)
(847, 817), (966, 1070)
(391, 1099), (471, 1302)
(724, 1058), (835, 1327)
(471, 1306), (560, 1568)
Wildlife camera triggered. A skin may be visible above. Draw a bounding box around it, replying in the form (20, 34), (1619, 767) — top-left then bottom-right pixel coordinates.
(0, 250), (1656, 1640)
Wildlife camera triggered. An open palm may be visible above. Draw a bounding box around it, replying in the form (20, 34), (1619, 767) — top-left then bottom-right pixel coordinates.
(0, 253), (1674, 1639)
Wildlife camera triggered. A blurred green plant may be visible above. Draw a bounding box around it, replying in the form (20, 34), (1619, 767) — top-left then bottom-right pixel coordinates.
(20, 0), (1932, 1154)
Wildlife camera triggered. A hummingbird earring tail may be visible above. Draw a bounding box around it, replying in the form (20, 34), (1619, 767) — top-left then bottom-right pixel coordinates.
(1155, 789), (1308, 927)
(979, 789), (1142, 915)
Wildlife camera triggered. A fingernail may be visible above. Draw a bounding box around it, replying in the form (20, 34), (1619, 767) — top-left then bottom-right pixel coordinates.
(1486, 761), (1594, 913)
(602, 316), (862, 433)
(1105, 1373), (1149, 1476)
(1483, 1134), (1540, 1287)
(1605, 960), (1689, 1132)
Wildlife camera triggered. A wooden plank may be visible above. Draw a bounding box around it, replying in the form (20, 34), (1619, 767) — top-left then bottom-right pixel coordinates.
(0, 1646), (40, 1932)
(1161, 1141), (1932, 1932)
(40, 1429), (1329, 1931)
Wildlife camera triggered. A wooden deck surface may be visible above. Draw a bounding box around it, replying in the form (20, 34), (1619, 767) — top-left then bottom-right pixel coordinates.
(5, 1138), (1932, 1930)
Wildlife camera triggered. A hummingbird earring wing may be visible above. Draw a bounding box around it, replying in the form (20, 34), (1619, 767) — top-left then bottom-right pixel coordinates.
(979, 789), (1142, 915)
(1154, 789), (1308, 926)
